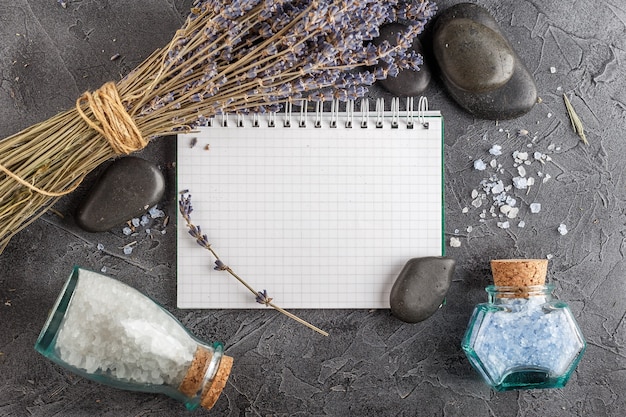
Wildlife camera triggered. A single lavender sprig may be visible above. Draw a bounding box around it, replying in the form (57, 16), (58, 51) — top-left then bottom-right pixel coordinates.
(179, 191), (329, 337)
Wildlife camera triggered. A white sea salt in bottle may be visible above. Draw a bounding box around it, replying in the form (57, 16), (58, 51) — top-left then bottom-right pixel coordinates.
(461, 259), (585, 391)
(35, 267), (232, 410)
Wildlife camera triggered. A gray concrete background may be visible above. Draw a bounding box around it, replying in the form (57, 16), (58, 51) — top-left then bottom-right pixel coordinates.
(1, 0), (625, 416)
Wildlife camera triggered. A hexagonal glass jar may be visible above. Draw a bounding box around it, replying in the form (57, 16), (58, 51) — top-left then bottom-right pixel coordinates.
(462, 284), (586, 391)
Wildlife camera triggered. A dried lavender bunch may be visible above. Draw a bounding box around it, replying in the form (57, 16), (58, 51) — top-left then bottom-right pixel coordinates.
(179, 191), (329, 336)
(0, 0), (436, 251)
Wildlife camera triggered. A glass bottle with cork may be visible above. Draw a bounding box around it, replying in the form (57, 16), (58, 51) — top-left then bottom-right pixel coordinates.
(35, 267), (232, 410)
(462, 259), (586, 391)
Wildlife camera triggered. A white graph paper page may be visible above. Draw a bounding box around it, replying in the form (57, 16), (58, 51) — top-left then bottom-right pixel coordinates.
(177, 111), (443, 309)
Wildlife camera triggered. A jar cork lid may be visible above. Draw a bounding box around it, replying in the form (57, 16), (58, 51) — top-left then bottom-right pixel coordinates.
(490, 259), (547, 287)
(179, 346), (233, 410)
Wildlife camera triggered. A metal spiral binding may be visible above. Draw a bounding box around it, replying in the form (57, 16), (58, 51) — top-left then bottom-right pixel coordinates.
(330, 99), (340, 128)
(268, 110), (276, 127)
(299, 100), (308, 128)
(314, 101), (323, 128)
(360, 99), (369, 128)
(345, 99), (354, 128)
(204, 96), (430, 128)
(418, 96), (429, 129)
(406, 97), (414, 129)
(390, 97), (400, 129)
(375, 98), (384, 128)
(283, 101), (292, 127)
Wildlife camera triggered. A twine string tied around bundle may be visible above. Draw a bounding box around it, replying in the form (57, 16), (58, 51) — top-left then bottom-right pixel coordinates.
(0, 82), (147, 198)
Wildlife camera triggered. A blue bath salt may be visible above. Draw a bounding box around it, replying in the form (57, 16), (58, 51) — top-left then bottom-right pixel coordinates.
(463, 295), (586, 390)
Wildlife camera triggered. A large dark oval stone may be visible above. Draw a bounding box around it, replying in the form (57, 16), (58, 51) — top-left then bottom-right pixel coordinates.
(433, 3), (537, 119)
(435, 18), (514, 93)
(374, 23), (431, 97)
(75, 157), (165, 232)
(390, 257), (455, 323)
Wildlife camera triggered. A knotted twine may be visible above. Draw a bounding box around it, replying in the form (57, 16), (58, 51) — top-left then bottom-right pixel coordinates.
(0, 82), (146, 197)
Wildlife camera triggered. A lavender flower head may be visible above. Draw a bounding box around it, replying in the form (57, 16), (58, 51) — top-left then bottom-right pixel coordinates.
(130, 0), (437, 132)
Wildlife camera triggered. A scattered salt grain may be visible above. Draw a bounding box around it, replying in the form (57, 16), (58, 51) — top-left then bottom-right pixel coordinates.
(149, 206), (165, 219)
(550, 66), (557, 73)
(131, 218), (141, 228)
(123, 246), (133, 255)
(100, 266), (107, 273)
(547, 254), (554, 260)
(558, 223), (568, 235)
(530, 203), (542, 213)
(517, 166), (526, 177)
(512, 177), (528, 189)
(462, 207), (469, 214)
(450, 237), (461, 248)
(466, 226), (473, 233)
(97, 243), (104, 251)
(471, 189), (479, 199)
(543, 174), (552, 183)
(497, 221), (510, 229)
(140, 215), (150, 227)
(122, 227), (133, 236)
(518, 221), (526, 228)
(474, 159), (487, 171)
(489, 145), (503, 156)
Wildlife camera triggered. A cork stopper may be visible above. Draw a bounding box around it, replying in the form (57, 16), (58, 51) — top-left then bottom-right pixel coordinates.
(490, 259), (547, 287)
(179, 346), (233, 410)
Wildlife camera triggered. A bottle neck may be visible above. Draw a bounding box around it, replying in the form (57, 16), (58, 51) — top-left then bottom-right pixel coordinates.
(486, 284), (554, 302)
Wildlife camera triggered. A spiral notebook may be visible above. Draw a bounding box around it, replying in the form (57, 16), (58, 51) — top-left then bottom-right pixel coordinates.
(176, 98), (443, 309)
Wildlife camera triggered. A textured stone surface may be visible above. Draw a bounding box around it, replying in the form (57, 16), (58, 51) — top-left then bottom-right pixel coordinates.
(1, 1), (625, 416)
(433, 3), (538, 119)
(390, 257), (455, 323)
(374, 23), (432, 97)
(75, 157), (165, 232)
(434, 18), (514, 93)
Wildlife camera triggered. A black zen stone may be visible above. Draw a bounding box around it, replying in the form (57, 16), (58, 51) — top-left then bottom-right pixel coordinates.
(374, 23), (431, 97)
(75, 157), (165, 232)
(389, 257), (456, 323)
(433, 3), (537, 119)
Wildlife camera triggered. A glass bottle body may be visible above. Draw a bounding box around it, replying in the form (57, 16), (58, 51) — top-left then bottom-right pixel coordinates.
(35, 267), (231, 410)
(462, 285), (585, 391)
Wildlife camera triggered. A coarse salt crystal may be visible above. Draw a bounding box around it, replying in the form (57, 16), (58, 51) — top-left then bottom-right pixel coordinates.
(462, 207), (469, 213)
(450, 237), (461, 247)
(550, 66), (557, 73)
(518, 166), (526, 177)
(518, 220), (526, 228)
(492, 181), (505, 194)
(497, 221), (510, 229)
(474, 159), (487, 171)
(471, 189), (479, 199)
(530, 203), (542, 213)
(558, 223), (568, 235)
(489, 145), (503, 156)
(512, 177), (528, 189)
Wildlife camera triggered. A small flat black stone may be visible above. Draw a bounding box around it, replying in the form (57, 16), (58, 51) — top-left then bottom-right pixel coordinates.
(75, 157), (165, 232)
(374, 23), (431, 97)
(432, 3), (537, 119)
(389, 257), (455, 323)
